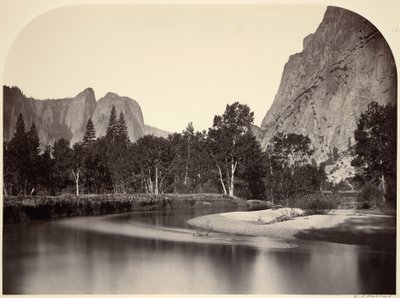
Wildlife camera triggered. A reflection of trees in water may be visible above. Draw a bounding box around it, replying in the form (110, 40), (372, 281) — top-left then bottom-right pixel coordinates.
(356, 252), (395, 294)
(248, 250), (312, 293)
(4, 213), (396, 294)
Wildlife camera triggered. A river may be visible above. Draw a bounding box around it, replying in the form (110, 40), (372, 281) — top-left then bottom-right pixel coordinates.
(3, 207), (395, 294)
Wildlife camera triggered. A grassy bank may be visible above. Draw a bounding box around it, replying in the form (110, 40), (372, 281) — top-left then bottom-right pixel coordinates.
(3, 193), (241, 224)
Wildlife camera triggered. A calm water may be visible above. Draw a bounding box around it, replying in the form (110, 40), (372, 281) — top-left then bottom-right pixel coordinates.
(3, 208), (396, 294)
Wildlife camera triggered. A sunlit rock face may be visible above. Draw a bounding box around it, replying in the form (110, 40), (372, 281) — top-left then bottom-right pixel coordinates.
(258, 6), (397, 162)
(3, 87), (169, 147)
(144, 124), (170, 139)
(91, 92), (145, 142)
(3, 86), (97, 146)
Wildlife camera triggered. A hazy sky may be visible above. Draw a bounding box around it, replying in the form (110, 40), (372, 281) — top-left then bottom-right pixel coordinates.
(4, 4), (326, 132)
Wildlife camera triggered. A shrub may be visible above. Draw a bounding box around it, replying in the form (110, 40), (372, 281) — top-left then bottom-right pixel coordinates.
(295, 193), (337, 215)
(357, 182), (384, 209)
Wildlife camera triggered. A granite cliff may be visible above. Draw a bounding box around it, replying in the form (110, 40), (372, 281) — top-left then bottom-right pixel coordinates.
(3, 86), (169, 147)
(91, 92), (145, 142)
(258, 6), (397, 162)
(4, 86), (96, 146)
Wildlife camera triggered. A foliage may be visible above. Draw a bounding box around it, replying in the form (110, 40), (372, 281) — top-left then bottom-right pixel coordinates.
(4, 114), (42, 195)
(3, 193), (236, 223)
(265, 132), (322, 205)
(83, 118), (96, 144)
(4, 103), (329, 204)
(295, 193), (338, 215)
(356, 182), (384, 209)
(351, 102), (396, 204)
(207, 102), (263, 197)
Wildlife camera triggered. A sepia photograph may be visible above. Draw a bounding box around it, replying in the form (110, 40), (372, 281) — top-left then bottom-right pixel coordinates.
(1, 0), (397, 295)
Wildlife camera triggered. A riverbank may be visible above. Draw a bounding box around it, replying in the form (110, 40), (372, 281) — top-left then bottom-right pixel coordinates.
(187, 208), (396, 251)
(3, 193), (244, 224)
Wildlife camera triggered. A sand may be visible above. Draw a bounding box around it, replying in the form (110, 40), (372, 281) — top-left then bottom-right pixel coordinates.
(187, 208), (396, 250)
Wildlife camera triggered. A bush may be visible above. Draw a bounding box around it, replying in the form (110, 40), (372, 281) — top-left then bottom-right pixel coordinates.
(357, 182), (384, 209)
(295, 193), (338, 215)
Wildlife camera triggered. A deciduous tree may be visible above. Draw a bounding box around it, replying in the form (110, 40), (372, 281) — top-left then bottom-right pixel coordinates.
(207, 102), (256, 197)
(351, 102), (396, 201)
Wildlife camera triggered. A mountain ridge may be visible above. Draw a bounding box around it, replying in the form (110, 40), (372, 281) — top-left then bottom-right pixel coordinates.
(3, 85), (169, 147)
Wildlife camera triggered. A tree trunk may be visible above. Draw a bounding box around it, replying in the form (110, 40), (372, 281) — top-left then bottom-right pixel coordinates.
(228, 162), (237, 197)
(155, 165), (159, 195)
(147, 177), (153, 194)
(173, 175), (177, 193)
(216, 164), (227, 195)
(379, 173), (387, 201)
(72, 169), (80, 197)
(184, 139), (190, 185)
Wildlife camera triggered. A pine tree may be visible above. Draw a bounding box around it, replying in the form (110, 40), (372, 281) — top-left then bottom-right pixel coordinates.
(116, 111), (128, 144)
(53, 138), (73, 192)
(106, 105), (117, 142)
(14, 112), (26, 138)
(8, 113), (29, 194)
(27, 122), (40, 157)
(26, 122), (41, 194)
(83, 118), (96, 144)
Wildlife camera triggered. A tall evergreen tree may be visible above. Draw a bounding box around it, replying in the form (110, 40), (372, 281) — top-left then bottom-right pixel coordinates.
(106, 105), (117, 142)
(53, 138), (73, 193)
(39, 145), (54, 194)
(116, 111), (128, 144)
(26, 122), (41, 194)
(7, 113), (29, 194)
(14, 112), (26, 138)
(83, 118), (96, 144)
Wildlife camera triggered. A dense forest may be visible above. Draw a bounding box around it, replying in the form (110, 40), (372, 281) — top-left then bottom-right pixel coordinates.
(3, 101), (396, 207)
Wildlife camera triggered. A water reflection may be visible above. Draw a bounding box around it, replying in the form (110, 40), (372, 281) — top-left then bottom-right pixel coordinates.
(3, 210), (396, 294)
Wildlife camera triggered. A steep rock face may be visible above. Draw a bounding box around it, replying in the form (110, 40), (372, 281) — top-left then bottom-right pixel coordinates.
(3, 87), (155, 147)
(3, 86), (97, 146)
(91, 92), (145, 141)
(259, 6), (397, 161)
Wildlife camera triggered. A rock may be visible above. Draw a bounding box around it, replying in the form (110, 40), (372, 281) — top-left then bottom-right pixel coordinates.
(3, 86), (96, 146)
(144, 124), (171, 138)
(3, 86), (169, 148)
(92, 92), (145, 142)
(258, 6), (397, 163)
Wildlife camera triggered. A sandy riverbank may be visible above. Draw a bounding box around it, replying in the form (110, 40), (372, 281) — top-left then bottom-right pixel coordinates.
(187, 208), (396, 251)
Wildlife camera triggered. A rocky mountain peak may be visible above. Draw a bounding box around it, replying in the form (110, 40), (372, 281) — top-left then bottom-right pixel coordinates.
(92, 92), (145, 141)
(4, 86), (168, 148)
(259, 6), (396, 163)
(78, 87), (95, 98)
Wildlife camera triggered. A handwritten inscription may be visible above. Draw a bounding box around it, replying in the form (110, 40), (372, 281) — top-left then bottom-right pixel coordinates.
(354, 295), (392, 298)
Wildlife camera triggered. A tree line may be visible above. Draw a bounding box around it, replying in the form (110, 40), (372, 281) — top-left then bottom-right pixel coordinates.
(3, 101), (396, 207)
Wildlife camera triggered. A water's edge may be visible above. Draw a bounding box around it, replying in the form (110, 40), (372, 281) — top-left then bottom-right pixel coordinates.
(3, 194), (246, 224)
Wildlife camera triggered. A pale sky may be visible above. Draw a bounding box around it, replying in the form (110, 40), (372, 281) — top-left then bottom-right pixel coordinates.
(4, 4), (327, 133)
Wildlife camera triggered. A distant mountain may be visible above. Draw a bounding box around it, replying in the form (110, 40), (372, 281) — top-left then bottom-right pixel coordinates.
(3, 86), (169, 147)
(3, 86), (96, 146)
(257, 6), (397, 162)
(144, 125), (171, 138)
(92, 92), (145, 142)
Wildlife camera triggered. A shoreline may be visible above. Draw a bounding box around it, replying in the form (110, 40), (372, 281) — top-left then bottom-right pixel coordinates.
(3, 193), (244, 224)
(187, 208), (396, 251)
